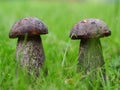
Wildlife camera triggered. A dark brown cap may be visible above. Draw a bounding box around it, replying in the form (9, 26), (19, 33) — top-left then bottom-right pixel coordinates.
(9, 17), (48, 38)
(70, 18), (111, 39)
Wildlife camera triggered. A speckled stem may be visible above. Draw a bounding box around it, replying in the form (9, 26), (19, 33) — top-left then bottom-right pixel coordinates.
(16, 35), (45, 76)
(77, 38), (104, 75)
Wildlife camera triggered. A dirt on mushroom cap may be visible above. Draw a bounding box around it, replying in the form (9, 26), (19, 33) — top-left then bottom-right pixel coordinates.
(9, 17), (48, 38)
(70, 18), (111, 39)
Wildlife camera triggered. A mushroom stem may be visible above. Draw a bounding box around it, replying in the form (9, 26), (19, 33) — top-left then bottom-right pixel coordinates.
(77, 38), (104, 74)
(16, 35), (45, 76)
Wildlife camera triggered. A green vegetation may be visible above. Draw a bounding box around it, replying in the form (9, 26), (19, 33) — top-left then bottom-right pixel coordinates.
(0, 1), (120, 90)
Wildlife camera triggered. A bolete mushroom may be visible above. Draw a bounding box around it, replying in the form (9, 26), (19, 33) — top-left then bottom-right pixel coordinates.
(9, 17), (48, 76)
(70, 18), (111, 74)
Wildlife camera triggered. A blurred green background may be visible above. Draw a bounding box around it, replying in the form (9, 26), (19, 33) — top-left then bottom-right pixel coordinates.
(0, 0), (120, 90)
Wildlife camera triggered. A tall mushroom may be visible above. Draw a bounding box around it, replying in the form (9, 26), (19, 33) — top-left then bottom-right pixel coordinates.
(70, 18), (111, 75)
(9, 17), (48, 76)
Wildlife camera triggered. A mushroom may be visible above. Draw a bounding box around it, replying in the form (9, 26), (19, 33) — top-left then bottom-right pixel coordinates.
(70, 18), (111, 74)
(9, 17), (48, 76)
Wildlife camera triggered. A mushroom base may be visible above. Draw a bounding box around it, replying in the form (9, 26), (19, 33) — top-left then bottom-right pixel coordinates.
(77, 38), (105, 79)
(16, 35), (45, 76)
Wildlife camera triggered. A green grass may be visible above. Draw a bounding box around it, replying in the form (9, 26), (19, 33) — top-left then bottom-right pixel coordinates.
(0, 1), (120, 90)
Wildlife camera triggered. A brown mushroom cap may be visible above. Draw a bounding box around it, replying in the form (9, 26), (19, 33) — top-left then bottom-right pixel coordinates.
(70, 18), (111, 39)
(9, 17), (48, 38)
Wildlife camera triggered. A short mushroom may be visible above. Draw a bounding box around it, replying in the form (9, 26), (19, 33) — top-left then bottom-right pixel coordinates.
(9, 17), (48, 76)
(70, 18), (111, 74)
